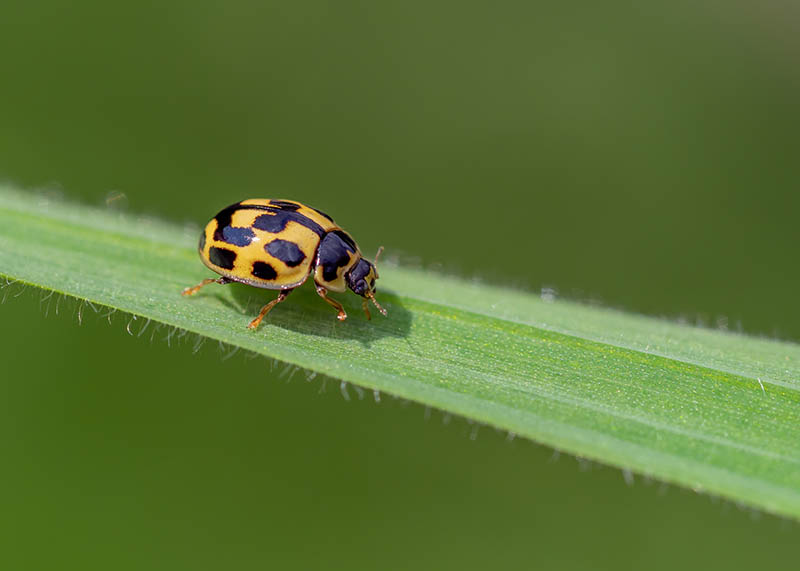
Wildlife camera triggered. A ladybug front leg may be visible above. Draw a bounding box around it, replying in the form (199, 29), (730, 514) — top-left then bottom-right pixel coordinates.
(315, 285), (347, 321)
(248, 288), (294, 330)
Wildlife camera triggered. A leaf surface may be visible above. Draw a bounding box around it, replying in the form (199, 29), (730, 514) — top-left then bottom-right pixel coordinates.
(1, 187), (799, 518)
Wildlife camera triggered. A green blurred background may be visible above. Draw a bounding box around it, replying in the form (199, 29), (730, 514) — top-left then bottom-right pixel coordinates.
(1, 1), (799, 569)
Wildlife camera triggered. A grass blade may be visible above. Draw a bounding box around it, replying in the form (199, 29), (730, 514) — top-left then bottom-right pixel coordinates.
(1, 186), (799, 518)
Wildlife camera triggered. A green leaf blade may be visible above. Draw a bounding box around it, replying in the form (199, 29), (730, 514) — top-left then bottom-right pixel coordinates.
(2, 186), (800, 518)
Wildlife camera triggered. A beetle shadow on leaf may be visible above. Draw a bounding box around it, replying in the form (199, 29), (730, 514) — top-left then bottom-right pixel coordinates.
(227, 282), (411, 346)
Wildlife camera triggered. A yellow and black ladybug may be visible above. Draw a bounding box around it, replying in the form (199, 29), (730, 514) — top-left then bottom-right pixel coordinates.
(182, 199), (386, 329)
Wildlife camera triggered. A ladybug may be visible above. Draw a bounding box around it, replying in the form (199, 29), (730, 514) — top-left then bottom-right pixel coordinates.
(182, 199), (387, 330)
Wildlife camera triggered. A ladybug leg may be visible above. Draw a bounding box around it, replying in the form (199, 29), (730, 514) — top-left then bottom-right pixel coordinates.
(315, 285), (347, 321)
(248, 288), (294, 330)
(362, 298), (371, 321)
(181, 277), (231, 296)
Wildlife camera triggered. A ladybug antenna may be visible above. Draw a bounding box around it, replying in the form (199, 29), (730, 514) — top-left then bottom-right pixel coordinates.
(367, 292), (387, 316)
(373, 246), (384, 270)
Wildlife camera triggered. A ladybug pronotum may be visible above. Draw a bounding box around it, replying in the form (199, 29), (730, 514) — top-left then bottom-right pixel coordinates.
(182, 199), (387, 329)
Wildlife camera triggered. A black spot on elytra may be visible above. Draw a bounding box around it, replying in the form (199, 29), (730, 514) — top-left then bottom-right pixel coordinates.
(212, 203), (241, 241)
(252, 261), (278, 280)
(266, 239), (306, 267)
(209, 246), (236, 270)
(221, 226), (255, 247)
(210, 201), (325, 240)
(252, 210), (325, 236)
(317, 231), (356, 282)
(269, 200), (301, 211)
(198, 231), (206, 252)
(253, 212), (290, 233)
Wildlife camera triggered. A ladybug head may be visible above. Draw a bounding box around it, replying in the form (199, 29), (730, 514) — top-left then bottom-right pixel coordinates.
(345, 248), (387, 318)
